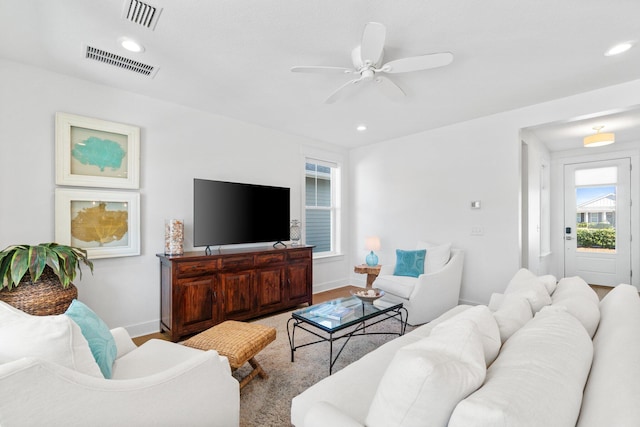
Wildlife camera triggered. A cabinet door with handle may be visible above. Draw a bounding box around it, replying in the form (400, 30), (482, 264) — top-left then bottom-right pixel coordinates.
(175, 275), (219, 337)
(256, 267), (285, 311)
(219, 270), (255, 319)
(286, 262), (312, 304)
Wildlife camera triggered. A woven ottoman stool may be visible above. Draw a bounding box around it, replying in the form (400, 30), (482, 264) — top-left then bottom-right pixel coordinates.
(183, 320), (276, 389)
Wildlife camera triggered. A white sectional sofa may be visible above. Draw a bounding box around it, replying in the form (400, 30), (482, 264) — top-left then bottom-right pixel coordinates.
(292, 270), (640, 427)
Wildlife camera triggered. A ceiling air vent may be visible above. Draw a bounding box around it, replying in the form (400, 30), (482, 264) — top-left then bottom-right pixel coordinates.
(85, 45), (159, 77)
(122, 0), (162, 30)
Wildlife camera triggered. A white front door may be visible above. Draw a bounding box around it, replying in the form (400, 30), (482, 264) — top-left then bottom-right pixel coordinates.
(564, 158), (631, 286)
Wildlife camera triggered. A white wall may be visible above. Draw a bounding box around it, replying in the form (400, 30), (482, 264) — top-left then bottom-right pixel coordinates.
(520, 129), (552, 275)
(349, 78), (640, 305)
(0, 59), (350, 336)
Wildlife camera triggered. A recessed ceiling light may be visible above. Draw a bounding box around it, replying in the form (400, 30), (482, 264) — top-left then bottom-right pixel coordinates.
(604, 41), (634, 56)
(119, 37), (145, 53)
(356, 124), (367, 132)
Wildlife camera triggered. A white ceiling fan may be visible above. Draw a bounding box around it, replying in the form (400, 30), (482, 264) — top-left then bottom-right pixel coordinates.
(291, 22), (454, 104)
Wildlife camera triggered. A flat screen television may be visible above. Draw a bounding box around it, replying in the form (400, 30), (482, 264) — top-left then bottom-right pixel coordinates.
(193, 178), (290, 248)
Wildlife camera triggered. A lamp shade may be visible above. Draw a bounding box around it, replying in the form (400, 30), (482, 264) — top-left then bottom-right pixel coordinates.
(584, 126), (615, 148)
(365, 236), (381, 251)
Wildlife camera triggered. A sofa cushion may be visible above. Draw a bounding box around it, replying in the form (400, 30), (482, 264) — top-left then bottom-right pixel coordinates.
(550, 276), (600, 338)
(492, 293), (532, 343)
(65, 299), (118, 379)
(416, 241), (451, 273)
(0, 301), (102, 378)
(538, 274), (558, 294)
(393, 249), (426, 278)
(290, 305), (473, 427)
(577, 284), (640, 427)
(552, 295), (600, 338)
(504, 269), (551, 313)
(374, 274), (417, 299)
(366, 319), (486, 427)
(487, 293), (504, 311)
(449, 307), (593, 427)
(434, 305), (501, 366)
(507, 267), (538, 286)
(553, 276), (600, 306)
(291, 328), (425, 427)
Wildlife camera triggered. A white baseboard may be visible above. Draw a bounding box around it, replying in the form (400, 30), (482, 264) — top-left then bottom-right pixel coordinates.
(312, 279), (354, 294)
(125, 320), (160, 338)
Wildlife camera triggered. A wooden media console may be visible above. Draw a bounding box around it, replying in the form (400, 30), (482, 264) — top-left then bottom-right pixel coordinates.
(158, 245), (313, 342)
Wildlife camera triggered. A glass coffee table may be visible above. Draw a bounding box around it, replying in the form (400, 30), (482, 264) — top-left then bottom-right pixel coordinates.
(287, 296), (407, 374)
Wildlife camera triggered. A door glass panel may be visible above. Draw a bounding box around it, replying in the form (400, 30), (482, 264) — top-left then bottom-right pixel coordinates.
(575, 167), (617, 253)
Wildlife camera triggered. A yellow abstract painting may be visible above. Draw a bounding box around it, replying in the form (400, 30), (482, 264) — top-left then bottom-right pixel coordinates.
(70, 201), (129, 248)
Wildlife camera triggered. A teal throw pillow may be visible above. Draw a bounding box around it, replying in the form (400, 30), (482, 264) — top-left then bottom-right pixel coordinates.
(65, 299), (117, 379)
(393, 249), (427, 278)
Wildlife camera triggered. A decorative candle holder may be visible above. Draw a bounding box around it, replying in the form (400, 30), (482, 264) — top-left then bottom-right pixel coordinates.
(165, 219), (184, 255)
(290, 220), (301, 246)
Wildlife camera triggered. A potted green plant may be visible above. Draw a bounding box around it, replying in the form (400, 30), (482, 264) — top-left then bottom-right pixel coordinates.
(0, 242), (93, 316)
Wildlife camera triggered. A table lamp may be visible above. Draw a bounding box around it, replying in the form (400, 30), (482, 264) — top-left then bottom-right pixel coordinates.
(365, 236), (381, 266)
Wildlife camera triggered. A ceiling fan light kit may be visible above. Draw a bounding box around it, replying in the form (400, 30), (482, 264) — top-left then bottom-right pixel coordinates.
(584, 125), (615, 147)
(291, 22), (454, 104)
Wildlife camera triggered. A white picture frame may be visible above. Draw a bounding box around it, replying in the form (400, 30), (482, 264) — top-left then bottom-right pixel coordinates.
(55, 112), (140, 189)
(55, 188), (141, 259)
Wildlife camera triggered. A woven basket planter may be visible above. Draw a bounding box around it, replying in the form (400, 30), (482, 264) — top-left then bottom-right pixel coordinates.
(0, 267), (77, 316)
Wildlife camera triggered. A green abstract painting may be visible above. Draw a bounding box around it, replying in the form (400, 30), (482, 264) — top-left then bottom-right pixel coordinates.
(72, 136), (126, 172)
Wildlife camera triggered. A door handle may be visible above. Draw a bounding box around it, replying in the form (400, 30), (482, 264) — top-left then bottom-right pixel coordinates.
(565, 236), (573, 240)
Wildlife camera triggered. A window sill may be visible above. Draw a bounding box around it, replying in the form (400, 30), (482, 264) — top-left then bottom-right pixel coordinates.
(312, 253), (345, 264)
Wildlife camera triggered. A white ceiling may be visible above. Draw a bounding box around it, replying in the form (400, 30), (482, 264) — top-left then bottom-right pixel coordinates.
(1, 0), (640, 149)
(527, 105), (640, 152)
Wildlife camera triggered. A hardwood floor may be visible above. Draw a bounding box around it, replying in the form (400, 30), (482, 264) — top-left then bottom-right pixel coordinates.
(313, 285), (361, 304)
(590, 284), (612, 300)
(132, 331), (170, 346)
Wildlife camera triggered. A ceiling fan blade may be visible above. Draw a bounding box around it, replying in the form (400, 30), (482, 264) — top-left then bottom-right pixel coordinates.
(291, 66), (353, 74)
(351, 46), (363, 70)
(360, 22), (386, 66)
(324, 78), (363, 104)
(381, 52), (454, 73)
(374, 75), (405, 101)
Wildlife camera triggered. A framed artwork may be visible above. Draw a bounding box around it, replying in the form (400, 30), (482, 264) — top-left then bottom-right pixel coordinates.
(55, 112), (140, 189)
(55, 188), (140, 259)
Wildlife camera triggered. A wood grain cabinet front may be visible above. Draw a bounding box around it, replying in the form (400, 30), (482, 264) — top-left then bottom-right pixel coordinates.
(158, 246), (313, 341)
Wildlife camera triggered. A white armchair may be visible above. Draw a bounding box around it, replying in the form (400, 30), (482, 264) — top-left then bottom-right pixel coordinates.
(0, 320), (240, 427)
(373, 248), (464, 325)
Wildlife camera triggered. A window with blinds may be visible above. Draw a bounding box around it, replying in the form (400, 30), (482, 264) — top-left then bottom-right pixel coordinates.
(305, 160), (340, 255)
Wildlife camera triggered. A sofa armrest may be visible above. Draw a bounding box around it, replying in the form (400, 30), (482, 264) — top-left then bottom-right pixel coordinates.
(303, 401), (364, 427)
(379, 264), (395, 276)
(402, 249), (464, 323)
(110, 327), (138, 359)
(412, 250), (463, 298)
(0, 352), (239, 427)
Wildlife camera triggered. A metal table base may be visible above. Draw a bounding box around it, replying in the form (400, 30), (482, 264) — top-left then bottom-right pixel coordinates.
(287, 304), (407, 374)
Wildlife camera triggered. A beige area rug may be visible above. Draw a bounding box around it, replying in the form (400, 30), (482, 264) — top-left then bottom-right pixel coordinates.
(234, 308), (411, 427)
